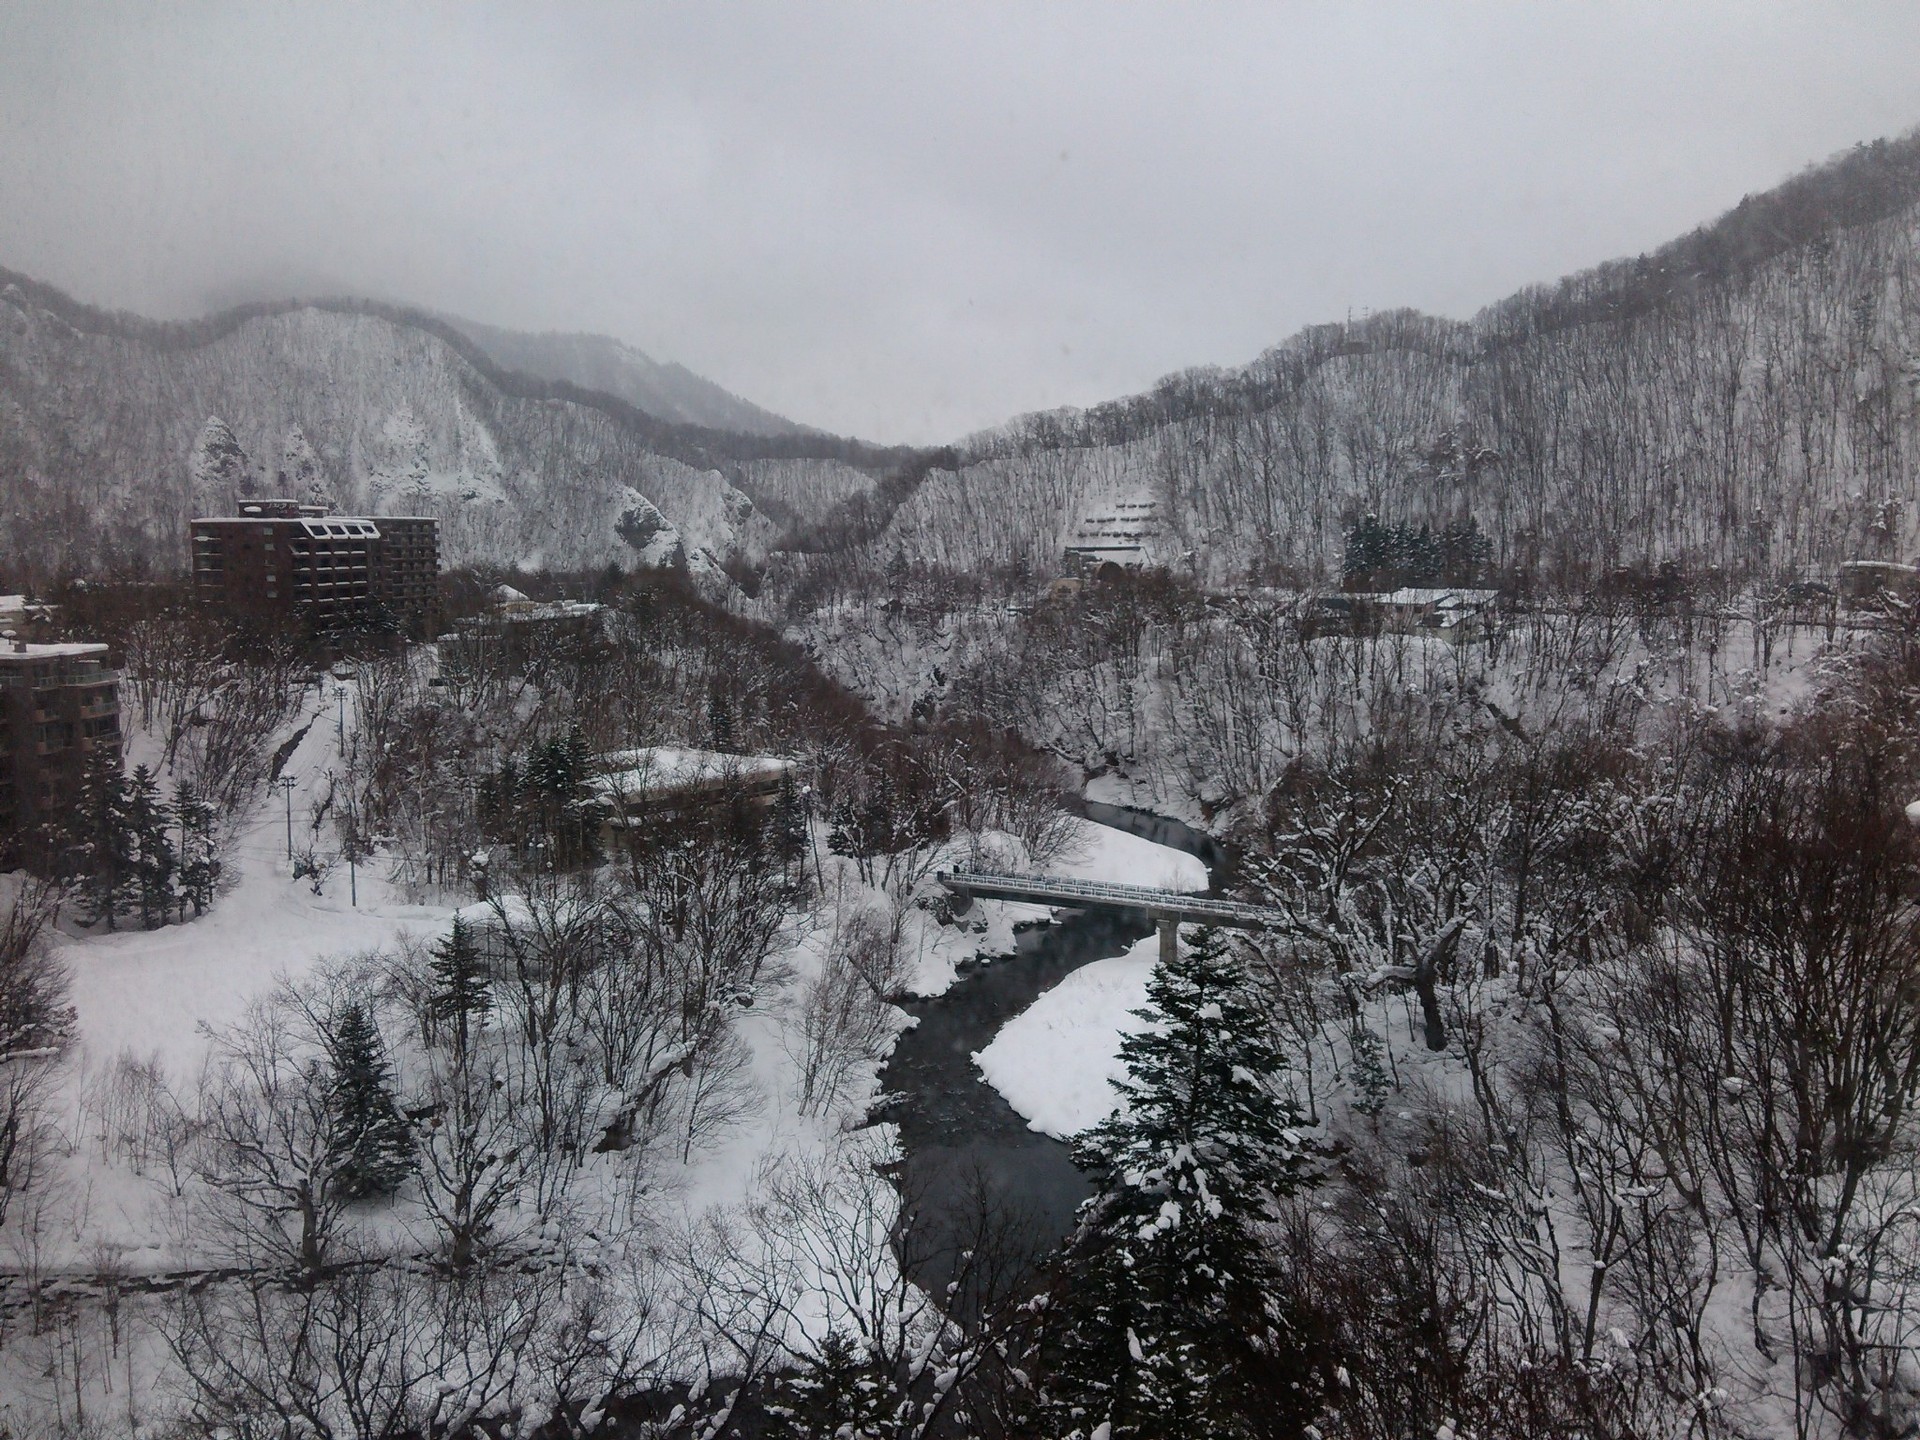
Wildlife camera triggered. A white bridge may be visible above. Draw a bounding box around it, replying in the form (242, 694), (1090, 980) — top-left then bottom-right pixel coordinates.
(935, 867), (1293, 962)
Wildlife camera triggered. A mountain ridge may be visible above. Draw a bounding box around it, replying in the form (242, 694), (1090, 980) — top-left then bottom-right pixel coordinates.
(7, 128), (1920, 589)
(0, 276), (914, 582)
(833, 128), (1920, 587)
(441, 315), (814, 440)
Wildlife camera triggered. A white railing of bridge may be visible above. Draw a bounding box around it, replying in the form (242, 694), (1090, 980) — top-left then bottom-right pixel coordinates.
(936, 868), (1291, 928)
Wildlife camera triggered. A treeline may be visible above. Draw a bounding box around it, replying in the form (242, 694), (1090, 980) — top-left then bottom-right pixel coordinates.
(62, 758), (219, 929)
(0, 563), (1092, 1434)
(1183, 610), (1920, 1437)
(1340, 512), (1493, 588)
(800, 575), (1920, 1435)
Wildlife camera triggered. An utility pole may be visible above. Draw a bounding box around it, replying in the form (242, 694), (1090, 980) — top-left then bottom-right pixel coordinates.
(277, 774), (298, 860)
(335, 683), (347, 751)
(345, 790), (358, 907)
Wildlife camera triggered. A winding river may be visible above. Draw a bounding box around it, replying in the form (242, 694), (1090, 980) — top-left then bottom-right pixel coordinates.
(876, 801), (1226, 1269)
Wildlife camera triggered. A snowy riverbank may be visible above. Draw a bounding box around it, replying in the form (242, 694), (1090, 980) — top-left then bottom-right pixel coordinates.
(974, 936), (1159, 1140)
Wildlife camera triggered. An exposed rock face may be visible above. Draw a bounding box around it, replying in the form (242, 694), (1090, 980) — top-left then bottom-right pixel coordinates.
(0, 282), (894, 582)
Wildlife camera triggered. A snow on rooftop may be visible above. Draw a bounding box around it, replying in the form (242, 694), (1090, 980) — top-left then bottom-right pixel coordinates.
(590, 746), (792, 801)
(500, 599), (604, 622)
(0, 640), (110, 659)
(450, 891), (605, 932)
(1378, 587), (1498, 607)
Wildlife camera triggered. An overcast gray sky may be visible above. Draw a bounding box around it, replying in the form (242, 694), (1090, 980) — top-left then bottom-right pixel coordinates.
(2, 3), (1918, 443)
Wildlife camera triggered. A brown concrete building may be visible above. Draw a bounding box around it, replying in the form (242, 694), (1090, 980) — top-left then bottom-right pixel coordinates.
(0, 640), (122, 865)
(190, 500), (439, 634)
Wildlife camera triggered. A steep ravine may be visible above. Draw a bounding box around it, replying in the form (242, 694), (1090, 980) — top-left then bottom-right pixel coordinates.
(876, 803), (1226, 1275)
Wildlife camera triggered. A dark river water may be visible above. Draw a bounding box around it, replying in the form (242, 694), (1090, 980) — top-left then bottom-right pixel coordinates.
(875, 801), (1225, 1282)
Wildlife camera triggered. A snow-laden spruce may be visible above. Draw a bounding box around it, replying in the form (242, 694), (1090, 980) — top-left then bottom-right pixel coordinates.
(1048, 925), (1319, 1440)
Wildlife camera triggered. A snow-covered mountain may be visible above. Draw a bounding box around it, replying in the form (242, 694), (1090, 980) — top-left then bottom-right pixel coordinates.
(0, 277), (902, 580)
(868, 134), (1920, 587)
(10, 135), (1920, 590)
(444, 316), (811, 439)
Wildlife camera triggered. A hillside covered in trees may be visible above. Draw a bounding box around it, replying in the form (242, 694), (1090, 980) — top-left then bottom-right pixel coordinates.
(854, 133), (1920, 589)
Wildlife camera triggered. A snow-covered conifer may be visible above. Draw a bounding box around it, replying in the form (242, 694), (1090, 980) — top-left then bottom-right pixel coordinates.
(127, 763), (177, 929)
(1048, 925), (1319, 1438)
(71, 750), (136, 930)
(173, 780), (219, 917)
(325, 1001), (413, 1201)
(427, 915), (490, 1056)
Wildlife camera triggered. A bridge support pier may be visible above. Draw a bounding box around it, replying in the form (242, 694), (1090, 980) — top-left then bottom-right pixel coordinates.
(1158, 916), (1178, 966)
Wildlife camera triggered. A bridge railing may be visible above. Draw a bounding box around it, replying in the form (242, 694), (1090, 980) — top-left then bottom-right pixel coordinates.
(936, 866), (1292, 929)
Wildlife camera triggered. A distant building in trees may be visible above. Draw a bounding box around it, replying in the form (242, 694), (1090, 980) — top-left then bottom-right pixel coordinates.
(440, 584), (607, 671)
(589, 745), (794, 846)
(0, 639), (122, 866)
(189, 499), (439, 635)
(1304, 587), (1500, 643)
(1837, 559), (1920, 611)
(1063, 492), (1166, 578)
(0, 595), (59, 639)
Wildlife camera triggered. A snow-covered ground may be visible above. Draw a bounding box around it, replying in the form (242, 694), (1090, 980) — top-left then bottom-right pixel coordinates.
(1053, 816), (1207, 891)
(974, 937), (1158, 1140)
(4, 657), (1219, 1432)
(65, 736), (449, 1085)
(937, 816), (1208, 1138)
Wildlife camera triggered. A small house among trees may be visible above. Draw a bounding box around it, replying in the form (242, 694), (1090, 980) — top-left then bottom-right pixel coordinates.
(1304, 587), (1499, 643)
(588, 746), (795, 848)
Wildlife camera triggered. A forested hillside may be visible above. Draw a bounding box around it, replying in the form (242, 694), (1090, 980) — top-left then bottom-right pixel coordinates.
(0, 276), (907, 582)
(869, 134), (1920, 588)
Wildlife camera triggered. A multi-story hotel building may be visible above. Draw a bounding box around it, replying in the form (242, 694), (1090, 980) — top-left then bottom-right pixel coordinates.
(0, 639), (122, 866)
(190, 500), (439, 634)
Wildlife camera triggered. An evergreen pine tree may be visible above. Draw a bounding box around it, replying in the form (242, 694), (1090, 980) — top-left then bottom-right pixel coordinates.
(72, 750), (136, 930)
(1342, 514), (1394, 584)
(707, 688), (737, 752)
(771, 769), (808, 882)
(427, 916), (491, 1057)
(519, 729), (596, 866)
(763, 1330), (890, 1440)
(126, 764), (177, 929)
(173, 780), (219, 917)
(1345, 1020), (1392, 1118)
(1048, 926), (1320, 1440)
(325, 1001), (414, 1201)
